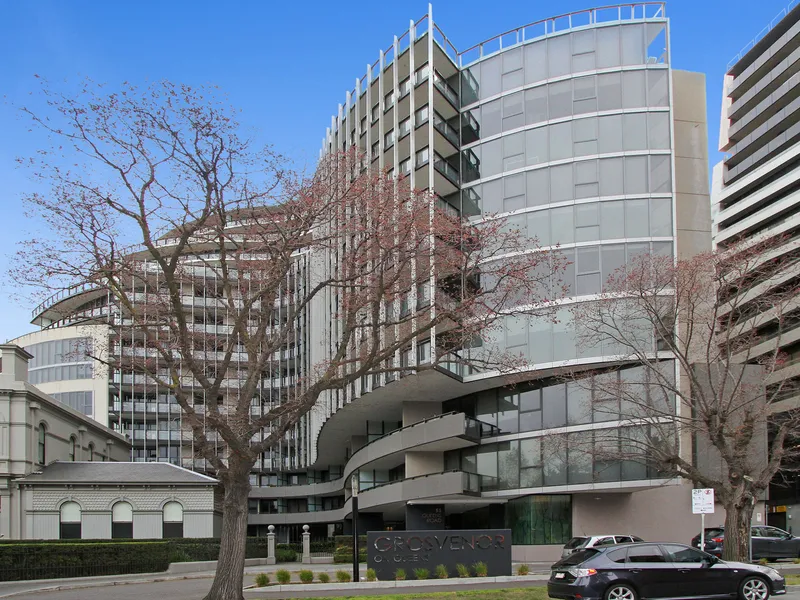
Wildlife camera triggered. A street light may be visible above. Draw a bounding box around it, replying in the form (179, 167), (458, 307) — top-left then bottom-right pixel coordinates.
(351, 472), (359, 583)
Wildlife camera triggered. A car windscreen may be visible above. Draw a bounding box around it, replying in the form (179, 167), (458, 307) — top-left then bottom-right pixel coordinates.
(704, 528), (724, 538)
(564, 537), (589, 549)
(555, 549), (599, 566)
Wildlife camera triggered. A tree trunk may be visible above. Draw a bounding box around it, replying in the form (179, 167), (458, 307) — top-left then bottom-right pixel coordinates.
(203, 464), (252, 600)
(722, 501), (755, 563)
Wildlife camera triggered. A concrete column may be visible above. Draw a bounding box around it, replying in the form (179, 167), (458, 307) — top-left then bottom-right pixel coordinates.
(266, 524), (276, 565)
(302, 524), (311, 564)
(0, 486), (11, 539)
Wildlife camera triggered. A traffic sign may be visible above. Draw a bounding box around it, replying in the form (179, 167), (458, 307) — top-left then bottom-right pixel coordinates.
(692, 488), (715, 514)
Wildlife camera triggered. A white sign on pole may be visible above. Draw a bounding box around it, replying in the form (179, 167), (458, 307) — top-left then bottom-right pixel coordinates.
(692, 488), (715, 514)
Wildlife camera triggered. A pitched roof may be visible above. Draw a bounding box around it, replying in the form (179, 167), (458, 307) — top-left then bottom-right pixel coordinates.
(19, 461), (218, 485)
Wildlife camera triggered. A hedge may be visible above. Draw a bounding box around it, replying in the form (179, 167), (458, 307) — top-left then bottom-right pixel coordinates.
(0, 542), (172, 581)
(333, 535), (367, 564)
(0, 537), (271, 581)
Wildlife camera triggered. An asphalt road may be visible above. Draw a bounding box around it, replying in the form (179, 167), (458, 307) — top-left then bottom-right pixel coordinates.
(6, 579), (799, 600)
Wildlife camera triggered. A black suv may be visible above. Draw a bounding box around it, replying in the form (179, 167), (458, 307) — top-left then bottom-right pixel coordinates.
(691, 526), (800, 560)
(548, 542), (785, 600)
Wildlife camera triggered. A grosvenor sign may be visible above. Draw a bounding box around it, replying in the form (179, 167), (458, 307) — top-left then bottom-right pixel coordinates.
(366, 529), (512, 580)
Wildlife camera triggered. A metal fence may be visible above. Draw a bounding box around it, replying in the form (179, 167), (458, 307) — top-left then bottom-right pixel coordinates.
(310, 537), (335, 559)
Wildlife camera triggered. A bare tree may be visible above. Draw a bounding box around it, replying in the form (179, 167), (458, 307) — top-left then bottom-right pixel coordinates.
(569, 239), (800, 561)
(13, 79), (565, 600)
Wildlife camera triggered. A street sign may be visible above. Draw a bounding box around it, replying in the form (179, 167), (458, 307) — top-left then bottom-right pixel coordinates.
(692, 488), (715, 514)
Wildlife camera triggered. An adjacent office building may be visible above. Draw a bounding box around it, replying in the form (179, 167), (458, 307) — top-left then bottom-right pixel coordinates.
(713, 2), (800, 528)
(14, 3), (712, 558)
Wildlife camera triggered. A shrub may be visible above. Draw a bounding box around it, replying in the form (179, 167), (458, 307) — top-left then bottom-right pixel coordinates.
(435, 564), (449, 579)
(414, 568), (430, 580)
(336, 570), (351, 582)
(395, 568), (407, 581)
(275, 548), (297, 563)
(759, 558), (770, 566)
(366, 568), (377, 581)
(333, 535), (368, 563)
(456, 563), (470, 578)
(276, 569), (291, 584)
(473, 561), (488, 577)
(299, 570), (313, 584)
(168, 548), (192, 563)
(517, 564), (530, 576)
(254, 573), (270, 587)
(318, 572), (331, 583)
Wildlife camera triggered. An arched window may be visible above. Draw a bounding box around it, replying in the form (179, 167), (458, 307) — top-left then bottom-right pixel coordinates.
(69, 436), (77, 462)
(59, 501), (81, 539)
(162, 501), (183, 538)
(37, 423), (46, 465)
(111, 501), (133, 539)
(88, 442), (94, 461)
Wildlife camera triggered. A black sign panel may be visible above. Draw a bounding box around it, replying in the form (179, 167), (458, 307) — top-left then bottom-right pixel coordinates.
(405, 504), (445, 530)
(367, 529), (512, 580)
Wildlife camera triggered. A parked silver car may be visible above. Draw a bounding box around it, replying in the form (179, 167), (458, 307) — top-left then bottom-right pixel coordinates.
(561, 535), (644, 558)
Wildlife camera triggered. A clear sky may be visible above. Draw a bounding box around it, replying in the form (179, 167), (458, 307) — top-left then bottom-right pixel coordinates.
(0, 0), (786, 343)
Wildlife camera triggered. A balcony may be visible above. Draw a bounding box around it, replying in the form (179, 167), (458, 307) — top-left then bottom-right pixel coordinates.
(358, 470), (496, 509)
(433, 153), (459, 186)
(433, 111), (459, 149)
(345, 412), (495, 481)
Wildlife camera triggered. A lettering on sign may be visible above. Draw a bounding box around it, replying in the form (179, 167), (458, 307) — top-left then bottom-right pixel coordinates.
(367, 529), (512, 580)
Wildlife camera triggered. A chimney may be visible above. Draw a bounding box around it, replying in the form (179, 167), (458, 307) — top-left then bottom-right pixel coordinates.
(0, 345), (34, 383)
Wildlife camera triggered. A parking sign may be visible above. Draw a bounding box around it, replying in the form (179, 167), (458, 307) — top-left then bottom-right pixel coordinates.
(692, 488), (715, 514)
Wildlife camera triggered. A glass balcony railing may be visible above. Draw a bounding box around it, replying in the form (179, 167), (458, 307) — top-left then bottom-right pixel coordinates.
(433, 71), (459, 108)
(464, 416), (500, 439)
(434, 153), (459, 185)
(433, 111), (459, 148)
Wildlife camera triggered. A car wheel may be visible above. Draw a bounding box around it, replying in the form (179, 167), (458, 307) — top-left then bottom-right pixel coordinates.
(739, 576), (770, 600)
(604, 583), (637, 600)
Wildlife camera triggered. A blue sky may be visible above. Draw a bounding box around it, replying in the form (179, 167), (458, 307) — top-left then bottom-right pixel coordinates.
(0, 0), (786, 342)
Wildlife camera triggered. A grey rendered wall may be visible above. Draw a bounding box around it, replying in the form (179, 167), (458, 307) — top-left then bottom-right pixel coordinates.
(672, 70), (712, 258)
(572, 482), (766, 546)
(403, 401), (443, 426)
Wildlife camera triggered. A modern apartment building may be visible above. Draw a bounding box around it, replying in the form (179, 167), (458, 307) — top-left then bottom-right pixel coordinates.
(14, 3), (712, 558)
(712, 1), (800, 528)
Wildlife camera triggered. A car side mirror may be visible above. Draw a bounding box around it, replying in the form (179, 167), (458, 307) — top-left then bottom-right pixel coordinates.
(702, 556), (716, 568)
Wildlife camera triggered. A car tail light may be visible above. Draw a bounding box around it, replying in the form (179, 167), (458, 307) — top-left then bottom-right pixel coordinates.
(568, 568), (598, 578)
(712, 537), (723, 543)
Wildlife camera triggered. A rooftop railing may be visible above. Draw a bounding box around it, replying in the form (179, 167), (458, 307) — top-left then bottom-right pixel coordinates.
(458, 3), (666, 67)
(727, 0), (800, 71)
(330, 3), (667, 142)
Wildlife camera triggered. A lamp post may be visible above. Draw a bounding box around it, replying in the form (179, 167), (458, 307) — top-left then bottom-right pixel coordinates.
(351, 472), (359, 582)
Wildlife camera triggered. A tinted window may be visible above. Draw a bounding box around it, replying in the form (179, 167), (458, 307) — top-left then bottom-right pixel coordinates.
(558, 549), (599, 566)
(627, 545), (666, 563)
(663, 545), (707, 563)
(595, 537), (617, 547)
(615, 536), (634, 544)
(607, 548), (627, 563)
(763, 527), (788, 538)
(565, 537), (589, 549)
(705, 528), (724, 538)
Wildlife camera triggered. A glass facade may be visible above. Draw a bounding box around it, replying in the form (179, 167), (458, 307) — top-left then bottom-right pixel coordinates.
(50, 391), (94, 416)
(26, 338), (94, 385)
(505, 495), (571, 545)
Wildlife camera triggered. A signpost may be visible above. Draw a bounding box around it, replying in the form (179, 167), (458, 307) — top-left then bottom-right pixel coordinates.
(692, 488), (715, 553)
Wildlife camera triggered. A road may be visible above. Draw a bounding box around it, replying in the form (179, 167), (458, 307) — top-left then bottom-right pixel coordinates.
(5, 578), (799, 600)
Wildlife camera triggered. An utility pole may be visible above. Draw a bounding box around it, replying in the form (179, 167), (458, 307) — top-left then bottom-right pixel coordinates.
(351, 473), (359, 582)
